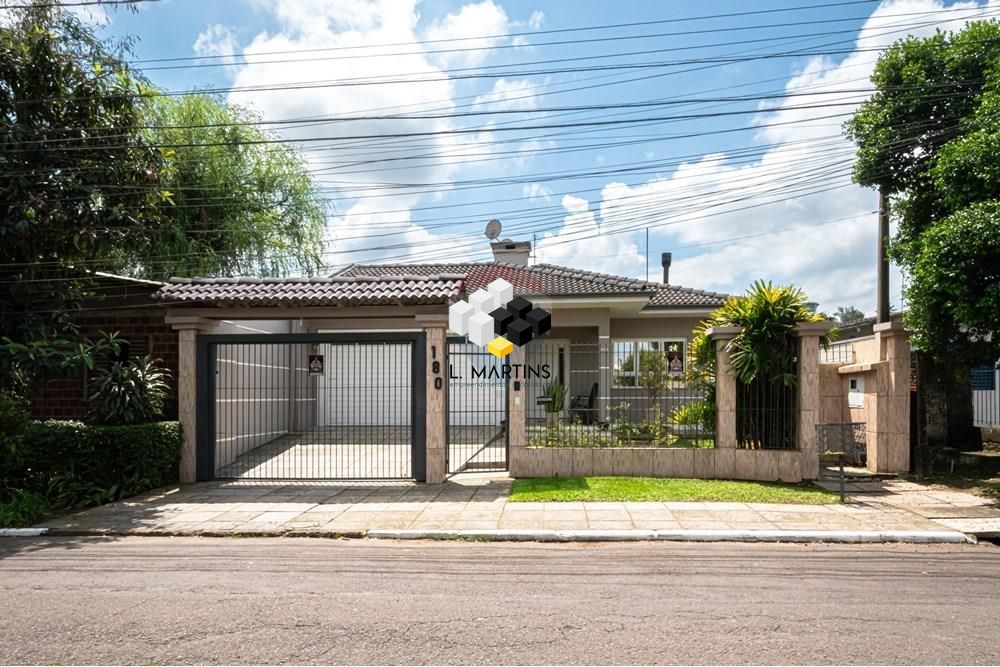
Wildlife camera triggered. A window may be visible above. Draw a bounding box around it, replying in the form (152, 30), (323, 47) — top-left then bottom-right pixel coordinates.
(613, 339), (685, 387)
(971, 364), (996, 391)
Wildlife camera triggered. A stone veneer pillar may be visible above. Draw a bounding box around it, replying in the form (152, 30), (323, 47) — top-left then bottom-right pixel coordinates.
(507, 345), (527, 471)
(165, 316), (218, 484)
(871, 320), (911, 473)
(795, 321), (834, 480)
(422, 323), (448, 484)
(707, 326), (741, 449)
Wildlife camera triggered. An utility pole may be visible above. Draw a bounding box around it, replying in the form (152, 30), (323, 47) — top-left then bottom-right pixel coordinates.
(877, 186), (890, 323)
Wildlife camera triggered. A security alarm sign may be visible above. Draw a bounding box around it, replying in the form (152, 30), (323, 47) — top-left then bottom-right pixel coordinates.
(308, 354), (324, 376)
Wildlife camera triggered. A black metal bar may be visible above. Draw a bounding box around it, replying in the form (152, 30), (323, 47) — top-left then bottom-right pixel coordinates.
(196, 335), (214, 481)
(412, 334), (427, 482)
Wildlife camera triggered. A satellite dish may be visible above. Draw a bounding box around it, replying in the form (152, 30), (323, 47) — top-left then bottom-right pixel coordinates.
(485, 219), (502, 240)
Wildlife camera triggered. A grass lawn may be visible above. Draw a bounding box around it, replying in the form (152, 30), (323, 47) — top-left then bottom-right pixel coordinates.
(509, 476), (839, 504)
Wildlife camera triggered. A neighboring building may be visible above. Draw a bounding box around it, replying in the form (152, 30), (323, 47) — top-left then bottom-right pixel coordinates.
(828, 313), (981, 454)
(29, 272), (179, 421)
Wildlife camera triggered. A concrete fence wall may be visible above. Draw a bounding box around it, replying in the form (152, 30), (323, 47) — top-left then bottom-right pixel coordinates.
(509, 322), (832, 483)
(510, 446), (803, 482)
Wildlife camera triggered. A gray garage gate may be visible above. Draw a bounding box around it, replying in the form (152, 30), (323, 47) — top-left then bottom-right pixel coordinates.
(196, 332), (426, 481)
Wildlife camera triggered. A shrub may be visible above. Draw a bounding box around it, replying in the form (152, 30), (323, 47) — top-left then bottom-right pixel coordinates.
(88, 355), (171, 425)
(1, 421), (182, 521)
(0, 489), (52, 527)
(542, 381), (566, 413)
(670, 400), (716, 432)
(0, 391), (30, 498)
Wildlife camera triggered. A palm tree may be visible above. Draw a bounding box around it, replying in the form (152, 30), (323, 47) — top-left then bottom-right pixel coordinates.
(689, 281), (836, 448)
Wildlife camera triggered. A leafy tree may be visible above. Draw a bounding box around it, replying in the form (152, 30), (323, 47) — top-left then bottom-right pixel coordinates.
(835, 306), (867, 325)
(115, 95), (327, 279)
(0, 3), (165, 345)
(845, 20), (1000, 362)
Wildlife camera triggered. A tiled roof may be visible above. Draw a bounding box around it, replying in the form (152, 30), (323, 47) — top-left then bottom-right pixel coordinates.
(341, 262), (653, 296)
(338, 262), (727, 308)
(153, 275), (464, 307)
(646, 285), (728, 309)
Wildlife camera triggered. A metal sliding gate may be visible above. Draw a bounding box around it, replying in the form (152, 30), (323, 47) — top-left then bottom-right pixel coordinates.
(446, 339), (508, 474)
(197, 333), (426, 481)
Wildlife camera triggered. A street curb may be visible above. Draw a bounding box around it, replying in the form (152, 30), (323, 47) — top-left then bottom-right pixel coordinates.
(0, 528), (49, 537)
(364, 528), (977, 544)
(19, 527), (976, 544)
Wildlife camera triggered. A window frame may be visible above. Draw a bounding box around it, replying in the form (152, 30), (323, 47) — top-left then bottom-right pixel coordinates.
(612, 337), (687, 388)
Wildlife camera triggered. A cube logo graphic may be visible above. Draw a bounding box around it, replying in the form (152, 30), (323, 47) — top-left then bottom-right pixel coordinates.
(448, 278), (551, 358)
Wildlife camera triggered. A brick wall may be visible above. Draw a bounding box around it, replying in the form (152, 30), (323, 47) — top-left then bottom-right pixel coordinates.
(30, 311), (178, 421)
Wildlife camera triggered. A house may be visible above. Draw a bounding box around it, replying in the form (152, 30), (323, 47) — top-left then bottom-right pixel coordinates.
(335, 240), (728, 430)
(151, 239), (728, 484)
(29, 272), (179, 421)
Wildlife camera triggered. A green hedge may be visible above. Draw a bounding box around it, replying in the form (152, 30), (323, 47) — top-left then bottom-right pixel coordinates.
(2, 420), (181, 524)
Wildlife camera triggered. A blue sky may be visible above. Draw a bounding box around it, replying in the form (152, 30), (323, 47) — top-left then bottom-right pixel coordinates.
(85, 0), (1000, 313)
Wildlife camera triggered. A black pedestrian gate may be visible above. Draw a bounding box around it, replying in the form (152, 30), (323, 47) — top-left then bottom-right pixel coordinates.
(446, 339), (508, 474)
(197, 333), (426, 481)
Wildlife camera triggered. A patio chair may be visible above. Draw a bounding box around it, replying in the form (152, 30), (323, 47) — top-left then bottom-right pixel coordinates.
(569, 382), (599, 425)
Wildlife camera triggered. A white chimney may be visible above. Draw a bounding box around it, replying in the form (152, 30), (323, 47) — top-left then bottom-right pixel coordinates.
(491, 239), (531, 266)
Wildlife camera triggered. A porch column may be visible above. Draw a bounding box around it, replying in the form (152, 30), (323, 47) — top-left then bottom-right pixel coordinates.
(795, 322), (834, 480)
(707, 327), (740, 448)
(165, 315), (218, 484)
(598, 318), (611, 423)
(422, 323), (448, 484)
(872, 320), (910, 473)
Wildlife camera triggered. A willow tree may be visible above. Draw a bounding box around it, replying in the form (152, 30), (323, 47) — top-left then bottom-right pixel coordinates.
(115, 94), (327, 279)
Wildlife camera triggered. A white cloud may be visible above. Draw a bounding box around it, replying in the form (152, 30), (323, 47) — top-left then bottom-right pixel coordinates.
(193, 24), (240, 70)
(535, 196), (645, 275)
(532, 0), (999, 312)
(221, 0), (519, 268)
(423, 0), (509, 69)
(522, 183), (553, 202)
(473, 78), (539, 112)
(527, 10), (544, 30)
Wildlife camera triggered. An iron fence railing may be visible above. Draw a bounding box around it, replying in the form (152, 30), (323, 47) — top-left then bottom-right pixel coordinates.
(211, 340), (414, 480)
(817, 422), (867, 466)
(820, 343), (856, 365)
(523, 341), (715, 448)
(736, 373), (798, 450)
(972, 363), (1000, 427)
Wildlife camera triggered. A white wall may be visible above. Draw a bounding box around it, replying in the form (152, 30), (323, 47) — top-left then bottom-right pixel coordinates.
(316, 343), (412, 426)
(214, 320), (299, 469)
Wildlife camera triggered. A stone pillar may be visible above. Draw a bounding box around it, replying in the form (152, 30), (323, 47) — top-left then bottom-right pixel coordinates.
(166, 316), (217, 484)
(424, 325), (447, 484)
(872, 320), (911, 473)
(707, 326), (740, 449)
(795, 322), (833, 480)
(507, 345), (527, 473)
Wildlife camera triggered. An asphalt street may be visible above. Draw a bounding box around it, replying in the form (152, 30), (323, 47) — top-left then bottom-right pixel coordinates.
(1, 537), (998, 665)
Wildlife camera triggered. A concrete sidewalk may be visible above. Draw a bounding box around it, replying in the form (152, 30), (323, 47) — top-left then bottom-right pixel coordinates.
(34, 473), (996, 542)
